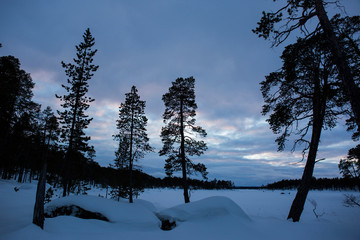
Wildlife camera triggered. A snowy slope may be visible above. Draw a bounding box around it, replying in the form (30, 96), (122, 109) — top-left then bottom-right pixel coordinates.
(1, 180), (360, 240)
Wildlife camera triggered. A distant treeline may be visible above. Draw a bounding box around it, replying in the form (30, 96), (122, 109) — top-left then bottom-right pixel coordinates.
(80, 165), (235, 190)
(48, 165), (235, 191)
(153, 176), (234, 189)
(3, 153), (234, 191)
(265, 177), (360, 191)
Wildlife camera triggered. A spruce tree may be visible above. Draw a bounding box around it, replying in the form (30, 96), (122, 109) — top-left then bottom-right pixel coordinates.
(114, 86), (152, 203)
(160, 77), (207, 203)
(56, 28), (98, 196)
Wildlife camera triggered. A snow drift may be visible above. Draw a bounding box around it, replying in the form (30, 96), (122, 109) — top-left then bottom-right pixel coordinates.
(45, 195), (160, 228)
(45, 195), (250, 231)
(157, 196), (251, 223)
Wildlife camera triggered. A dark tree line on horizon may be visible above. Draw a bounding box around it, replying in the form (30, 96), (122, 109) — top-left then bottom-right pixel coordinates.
(265, 177), (360, 191)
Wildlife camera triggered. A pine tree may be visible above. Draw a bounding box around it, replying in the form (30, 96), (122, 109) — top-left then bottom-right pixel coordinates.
(261, 32), (353, 221)
(253, 0), (360, 141)
(56, 28), (98, 196)
(254, 1), (360, 222)
(114, 86), (152, 203)
(33, 106), (59, 229)
(160, 77), (207, 203)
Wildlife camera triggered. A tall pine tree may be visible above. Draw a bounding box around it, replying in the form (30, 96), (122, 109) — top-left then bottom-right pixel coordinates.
(253, 0), (360, 143)
(114, 86), (152, 203)
(261, 32), (352, 222)
(56, 28), (98, 196)
(160, 77), (207, 203)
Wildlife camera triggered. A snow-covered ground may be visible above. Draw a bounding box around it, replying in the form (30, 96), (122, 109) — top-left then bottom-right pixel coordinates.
(1, 179), (359, 240)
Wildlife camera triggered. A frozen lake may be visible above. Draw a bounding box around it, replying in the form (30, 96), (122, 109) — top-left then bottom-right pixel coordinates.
(1, 180), (360, 240)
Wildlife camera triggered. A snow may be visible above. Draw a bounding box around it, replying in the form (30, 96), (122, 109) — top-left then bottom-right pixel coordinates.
(1, 179), (360, 240)
(45, 195), (159, 228)
(156, 196), (251, 223)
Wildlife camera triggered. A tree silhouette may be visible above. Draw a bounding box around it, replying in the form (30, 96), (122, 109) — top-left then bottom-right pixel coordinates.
(261, 32), (350, 222)
(56, 28), (98, 196)
(33, 106), (59, 229)
(253, 0), (360, 141)
(114, 86), (152, 203)
(0, 56), (40, 180)
(160, 77), (207, 203)
(339, 144), (360, 190)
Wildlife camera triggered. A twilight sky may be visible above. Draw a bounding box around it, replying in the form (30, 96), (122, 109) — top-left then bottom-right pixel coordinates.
(1, 0), (359, 186)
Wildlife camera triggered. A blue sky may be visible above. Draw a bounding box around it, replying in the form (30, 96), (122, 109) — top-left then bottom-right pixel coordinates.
(1, 0), (359, 186)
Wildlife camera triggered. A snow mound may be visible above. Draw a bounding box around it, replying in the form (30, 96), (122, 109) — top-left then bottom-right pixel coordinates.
(45, 195), (160, 228)
(157, 196), (251, 223)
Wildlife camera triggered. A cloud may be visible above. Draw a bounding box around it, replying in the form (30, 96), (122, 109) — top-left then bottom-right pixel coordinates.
(30, 69), (62, 109)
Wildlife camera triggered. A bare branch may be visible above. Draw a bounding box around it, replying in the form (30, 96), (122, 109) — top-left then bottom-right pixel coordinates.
(315, 158), (326, 163)
(344, 194), (360, 207)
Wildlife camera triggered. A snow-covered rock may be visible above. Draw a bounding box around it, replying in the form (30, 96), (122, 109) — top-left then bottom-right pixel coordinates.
(156, 196), (251, 224)
(45, 195), (160, 228)
(45, 205), (110, 221)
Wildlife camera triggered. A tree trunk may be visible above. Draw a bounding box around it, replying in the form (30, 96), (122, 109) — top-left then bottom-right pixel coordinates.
(62, 151), (70, 197)
(17, 167), (24, 183)
(287, 142), (319, 222)
(287, 67), (326, 222)
(33, 152), (47, 229)
(62, 62), (84, 197)
(129, 161), (133, 203)
(128, 105), (135, 203)
(62, 128), (76, 196)
(0, 132), (10, 179)
(315, 0), (360, 129)
(29, 169), (33, 183)
(62, 178), (67, 197)
(16, 148), (25, 183)
(180, 98), (190, 203)
(1, 169), (6, 179)
(2, 167), (11, 180)
(117, 185), (121, 201)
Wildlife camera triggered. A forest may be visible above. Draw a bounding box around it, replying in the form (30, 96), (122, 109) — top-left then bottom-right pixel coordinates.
(0, 33), (232, 205)
(0, 51), (233, 191)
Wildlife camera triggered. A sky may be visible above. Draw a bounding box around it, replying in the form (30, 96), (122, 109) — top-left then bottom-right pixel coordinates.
(1, 0), (359, 186)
